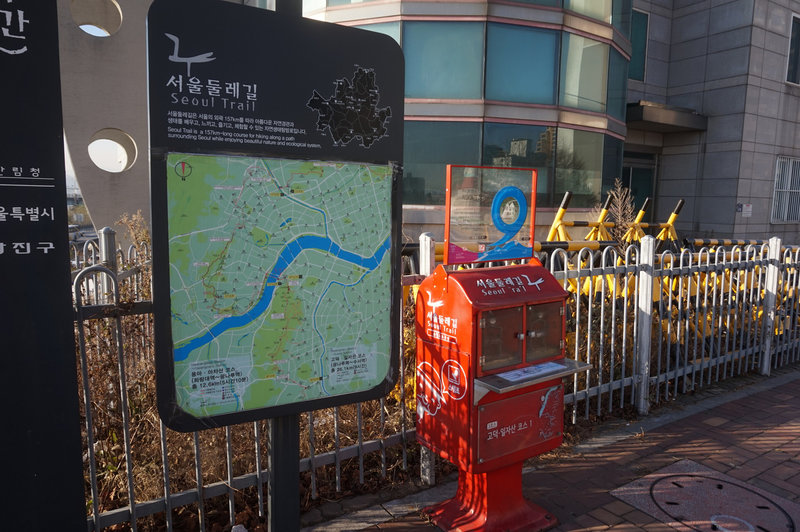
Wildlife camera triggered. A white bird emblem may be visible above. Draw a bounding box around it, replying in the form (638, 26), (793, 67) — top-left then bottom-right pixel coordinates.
(165, 33), (216, 77)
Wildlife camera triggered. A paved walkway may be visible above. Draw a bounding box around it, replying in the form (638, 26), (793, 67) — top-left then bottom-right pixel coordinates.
(302, 366), (800, 531)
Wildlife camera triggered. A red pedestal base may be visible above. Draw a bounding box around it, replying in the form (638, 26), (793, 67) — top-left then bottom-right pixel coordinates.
(424, 464), (557, 532)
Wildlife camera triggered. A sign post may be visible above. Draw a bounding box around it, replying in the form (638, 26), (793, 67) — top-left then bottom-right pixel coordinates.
(0, 1), (86, 529)
(147, 1), (403, 528)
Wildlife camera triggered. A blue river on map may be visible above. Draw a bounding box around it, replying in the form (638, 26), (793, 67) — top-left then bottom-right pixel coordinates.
(172, 234), (390, 362)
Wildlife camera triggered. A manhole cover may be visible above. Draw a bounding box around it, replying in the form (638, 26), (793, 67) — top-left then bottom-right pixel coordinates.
(612, 460), (800, 531)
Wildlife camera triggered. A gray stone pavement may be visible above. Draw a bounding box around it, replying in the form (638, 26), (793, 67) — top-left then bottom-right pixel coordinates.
(300, 365), (800, 531)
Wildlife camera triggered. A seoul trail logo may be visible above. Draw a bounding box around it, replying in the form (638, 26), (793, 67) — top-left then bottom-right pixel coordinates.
(164, 33), (216, 77)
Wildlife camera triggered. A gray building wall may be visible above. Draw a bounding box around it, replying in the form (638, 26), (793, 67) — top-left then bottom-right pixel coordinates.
(630, 0), (800, 242)
(58, 0), (269, 242)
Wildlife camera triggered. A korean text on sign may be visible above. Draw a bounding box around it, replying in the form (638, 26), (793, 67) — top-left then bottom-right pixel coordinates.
(1, 1), (29, 55)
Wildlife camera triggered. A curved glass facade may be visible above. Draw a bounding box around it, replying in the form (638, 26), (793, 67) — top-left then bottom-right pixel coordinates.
(565, 0), (613, 24)
(485, 23), (558, 104)
(404, 22), (484, 99)
(607, 48), (628, 121)
(400, 20), (625, 115)
(404, 121), (623, 208)
(483, 122), (555, 204)
(349, 3), (631, 208)
(560, 32), (609, 113)
(402, 121), (482, 205)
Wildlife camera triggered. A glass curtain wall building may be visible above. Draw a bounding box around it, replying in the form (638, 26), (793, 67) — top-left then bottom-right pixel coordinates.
(306, 0), (632, 238)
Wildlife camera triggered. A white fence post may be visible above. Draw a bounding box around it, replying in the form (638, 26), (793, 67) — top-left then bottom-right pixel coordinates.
(99, 226), (117, 304)
(419, 232), (435, 277)
(417, 232), (436, 486)
(760, 236), (781, 376)
(99, 226), (117, 271)
(635, 236), (655, 416)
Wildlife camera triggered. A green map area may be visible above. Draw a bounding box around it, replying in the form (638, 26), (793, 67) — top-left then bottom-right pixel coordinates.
(167, 153), (393, 417)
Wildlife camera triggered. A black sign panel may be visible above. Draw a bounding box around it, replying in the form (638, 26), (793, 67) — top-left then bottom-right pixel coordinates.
(147, 0), (403, 163)
(0, 1), (86, 528)
(148, 0), (404, 431)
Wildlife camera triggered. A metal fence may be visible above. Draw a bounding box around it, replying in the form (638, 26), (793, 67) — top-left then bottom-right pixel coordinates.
(71, 231), (800, 531)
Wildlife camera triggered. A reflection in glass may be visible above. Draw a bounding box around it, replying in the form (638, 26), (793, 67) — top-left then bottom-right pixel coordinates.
(607, 48), (628, 120)
(354, 22), (401, 44)
(486, 23), (558, 104)
(791, 17), (800, 84)
(327, 0), (380, 6)
(480, 306), (524, 372)
(403, 121), (482, 205)
(526, 302), (563, 363)
(612, 0), (632, 36)
(483, 123), (556, 206)
(603, 136), (624, 196)
(555, 128), (603, 207)
(565, 0), (612, 23)
(629, 10), (648, 81)
(504, 0), (560, 5)
(404, 22), (485, 99)
(560, 33), (609, 113)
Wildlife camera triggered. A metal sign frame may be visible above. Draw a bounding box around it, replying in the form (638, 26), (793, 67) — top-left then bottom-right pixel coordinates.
(443, 164), (537, 265)
(148, 0), (404, 432)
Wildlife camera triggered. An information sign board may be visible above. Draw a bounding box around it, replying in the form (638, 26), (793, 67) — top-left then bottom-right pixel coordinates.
(148, 0), (403, 431)
(444, 165), (537, 265)
(0, 1), (86, 527)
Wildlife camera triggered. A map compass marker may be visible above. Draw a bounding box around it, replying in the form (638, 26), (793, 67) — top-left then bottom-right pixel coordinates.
(174, 161), (193, 180)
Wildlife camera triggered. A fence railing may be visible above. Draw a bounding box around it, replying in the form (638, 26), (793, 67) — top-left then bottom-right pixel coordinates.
(71, 231), (800, 531)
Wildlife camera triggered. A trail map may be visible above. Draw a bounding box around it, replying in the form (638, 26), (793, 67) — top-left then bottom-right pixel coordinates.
(166, 153), (393, 417)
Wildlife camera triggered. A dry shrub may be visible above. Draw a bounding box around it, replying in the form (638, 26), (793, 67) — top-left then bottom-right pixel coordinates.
(606, 178), (636, 245)
(590, 178), (636, 248)
(75, 213), (426, 528)
(296, 292), (420, 504)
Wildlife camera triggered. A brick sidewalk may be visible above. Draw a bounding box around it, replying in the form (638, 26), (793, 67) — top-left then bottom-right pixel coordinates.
(338, 367), (800, 531)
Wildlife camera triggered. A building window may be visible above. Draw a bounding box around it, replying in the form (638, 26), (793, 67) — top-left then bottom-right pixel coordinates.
(560, 32), (609, 113)
(483, 123), (556, 205)
(507, 0), (560, 5)
(403, 22), (485, 99)
(564, 0), (612, 24)
(403, 121), (482, 205)
(629, 10), (647, 81)
(327, 0), (379, 6)
(485, 23), (558, 104)
(607, 48), (628, 120)
(772, 156), (800, 222)
(788, 16), (800, 84)
(355, 22), (401, 45)
(612, 0), (632, 36)
(555, 128), (607, 207)
(564, 0), (631, 33)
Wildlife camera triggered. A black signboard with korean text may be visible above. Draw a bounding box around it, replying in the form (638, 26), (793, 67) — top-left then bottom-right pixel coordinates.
(0, 1), (86, 529)
(148, 0), (404, 432)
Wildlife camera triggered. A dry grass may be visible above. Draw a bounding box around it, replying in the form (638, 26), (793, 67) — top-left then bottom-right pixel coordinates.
(74, 214), (423, 529)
